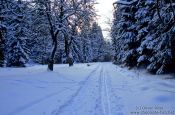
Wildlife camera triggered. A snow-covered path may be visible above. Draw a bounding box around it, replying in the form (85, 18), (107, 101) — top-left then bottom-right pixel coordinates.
(0, 63), (175, 115)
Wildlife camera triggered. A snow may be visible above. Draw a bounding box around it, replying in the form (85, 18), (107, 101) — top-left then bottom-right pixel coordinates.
(0, 63), (175, 115)
(114, 0), (138, 5)
(137, 55), (146, 63)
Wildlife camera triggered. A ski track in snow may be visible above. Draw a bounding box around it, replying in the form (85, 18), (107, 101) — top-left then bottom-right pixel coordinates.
(101, 66), (112, 115)
(53, 64), (102, 115)
(54, 63), (124, 115)
(1, 63), (175, 115)
(105, 65), (125, 115)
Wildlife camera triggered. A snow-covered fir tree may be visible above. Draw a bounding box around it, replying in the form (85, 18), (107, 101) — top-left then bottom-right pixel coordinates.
(112, 0), (138, 67)
(1, 0), (30, 67)
(90, 22), (105, 61)
(29, 0), (51, 64)
(135, 0), (155, 67)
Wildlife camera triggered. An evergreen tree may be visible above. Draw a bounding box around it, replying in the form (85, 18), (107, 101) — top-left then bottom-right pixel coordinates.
(1, 0), (30, 67)
(135, 0), (156, 67)
(6, 39), (28, 67)
(30, 0), (51, 64)
(7, 0), (29, 67)
(112, 0), (138, 67)
(90, 22), (106, 61)
(146, 0), (175, 74)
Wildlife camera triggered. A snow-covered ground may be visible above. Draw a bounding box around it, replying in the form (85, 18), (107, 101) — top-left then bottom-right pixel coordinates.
(0, 63), (175, 115)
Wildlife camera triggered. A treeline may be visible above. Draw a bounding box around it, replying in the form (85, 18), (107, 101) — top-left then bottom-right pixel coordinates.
(111, 0), (175, 74)
(0, 0), (111, 70)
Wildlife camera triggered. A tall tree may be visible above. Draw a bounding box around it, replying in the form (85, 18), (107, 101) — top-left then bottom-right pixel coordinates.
(112, 0), (138, 67)
(29, 0), (51, 64)
(1, 0), (30, 67)
(90, 22), (106, 61)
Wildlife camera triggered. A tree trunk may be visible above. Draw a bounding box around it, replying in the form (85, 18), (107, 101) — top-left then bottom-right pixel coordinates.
(0, 31), (4, 67)
(47, 0), (64, 70)
(64, 35), (74, 67)
(67, 57), (73, 67)
(48, 38), (58, 71)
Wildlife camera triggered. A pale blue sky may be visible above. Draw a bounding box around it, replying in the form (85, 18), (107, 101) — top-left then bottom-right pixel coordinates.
(95, 0), (116, 39)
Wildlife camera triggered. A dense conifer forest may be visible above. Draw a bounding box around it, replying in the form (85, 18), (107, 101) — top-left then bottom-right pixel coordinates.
(111, 0), (175, 74)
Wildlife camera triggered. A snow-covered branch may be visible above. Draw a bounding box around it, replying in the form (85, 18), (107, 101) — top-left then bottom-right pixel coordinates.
(113, 0), (138, 5)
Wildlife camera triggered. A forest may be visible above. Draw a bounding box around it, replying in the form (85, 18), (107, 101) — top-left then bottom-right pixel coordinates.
(111, 0), (175, 74)
(0, 0), (111, 71)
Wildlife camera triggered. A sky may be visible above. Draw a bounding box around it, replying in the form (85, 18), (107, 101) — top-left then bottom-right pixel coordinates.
(95, 0), (116, 39)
